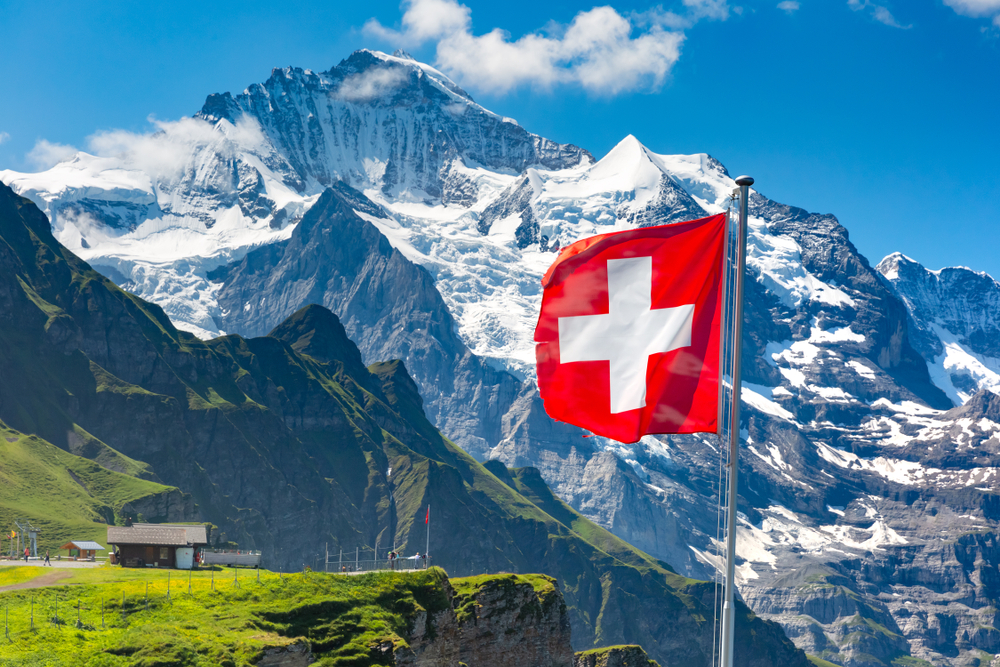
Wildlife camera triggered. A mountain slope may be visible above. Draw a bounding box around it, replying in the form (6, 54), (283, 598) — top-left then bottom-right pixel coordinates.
(0, 182), (807, 667)
(0, 421), (192, 551)
(2, 49), (999, 666)
(877, 252), (1000, 404)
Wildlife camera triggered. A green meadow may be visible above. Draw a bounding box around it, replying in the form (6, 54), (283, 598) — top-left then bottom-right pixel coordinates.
(0, 565), (455, 667)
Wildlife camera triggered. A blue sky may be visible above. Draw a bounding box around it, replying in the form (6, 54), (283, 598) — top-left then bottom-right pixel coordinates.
(1, 0), (998, 278)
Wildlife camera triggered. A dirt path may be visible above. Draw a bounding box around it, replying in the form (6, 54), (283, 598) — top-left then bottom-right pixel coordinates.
(0, 570), (72, 592)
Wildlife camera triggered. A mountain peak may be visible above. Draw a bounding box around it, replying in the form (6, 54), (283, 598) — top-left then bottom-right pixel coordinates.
(268, 304), (369, 379)
(877, 252), (922, 281)
(334, 49), (474, 102)
(588, 134), (663, 189)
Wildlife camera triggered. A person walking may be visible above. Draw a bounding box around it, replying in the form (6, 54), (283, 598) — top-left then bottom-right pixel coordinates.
(43, 550), (51, 566)
(23, 546), (29, 562)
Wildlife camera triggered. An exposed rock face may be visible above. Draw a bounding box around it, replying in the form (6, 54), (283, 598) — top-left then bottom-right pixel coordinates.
(5, 48), (1000, 667)
(398, 575), (574, 667)
(256, 641), (314, 667)
(878, 252), (1000, 404)
(574, 645), (660, 667)
(198, 50), (591, 200)
(0, 183), (811, 667)
(209, 183), (540, 460)
(120, 489), (197, 524)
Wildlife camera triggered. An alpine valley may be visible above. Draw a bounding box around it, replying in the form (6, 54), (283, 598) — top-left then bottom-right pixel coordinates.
(3, 49), (1000, 667)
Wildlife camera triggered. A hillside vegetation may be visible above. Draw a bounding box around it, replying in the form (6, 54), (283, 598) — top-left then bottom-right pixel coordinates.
(0, 423), (180, 552)
(0, 566), (454, 666)
(0, 182), (810, 666)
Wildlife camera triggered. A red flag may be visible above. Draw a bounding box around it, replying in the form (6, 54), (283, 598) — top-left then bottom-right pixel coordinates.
(534, 214), (727, 444)
(425, 506), (430, 524)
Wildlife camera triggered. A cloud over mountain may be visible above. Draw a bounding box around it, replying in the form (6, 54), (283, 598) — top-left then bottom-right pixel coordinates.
(365, 0), (732, 95)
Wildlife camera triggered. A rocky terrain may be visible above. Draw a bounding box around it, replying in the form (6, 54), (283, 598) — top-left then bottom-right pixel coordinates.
(3, 49), (999, 666)
(0, 182), (807, 667)
(575, 646), (661, 667)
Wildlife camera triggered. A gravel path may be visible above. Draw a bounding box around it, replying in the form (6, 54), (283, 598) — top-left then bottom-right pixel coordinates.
(0, 570), (72, 592)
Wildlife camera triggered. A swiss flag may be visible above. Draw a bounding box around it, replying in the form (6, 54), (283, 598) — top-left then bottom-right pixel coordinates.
(534, 213), (727, 444)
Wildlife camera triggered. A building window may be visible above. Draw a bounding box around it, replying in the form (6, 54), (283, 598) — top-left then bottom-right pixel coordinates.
(160, 547), (169, 561)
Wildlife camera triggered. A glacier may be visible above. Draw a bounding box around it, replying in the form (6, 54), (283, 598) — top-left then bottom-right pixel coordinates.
(4, 48), (1000, 666)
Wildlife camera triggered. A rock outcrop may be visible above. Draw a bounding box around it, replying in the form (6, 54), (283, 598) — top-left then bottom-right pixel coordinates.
(575, 645), (660, 667)
(0, 182), (811, 667)
(397, 574), (574, 667)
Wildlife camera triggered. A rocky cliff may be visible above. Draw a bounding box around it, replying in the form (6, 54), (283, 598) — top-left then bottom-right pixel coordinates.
(878, 252), (1000, 405)
(4, 48), (999, 666)
(0, 182), (809, 667)
(575, 646), (660, 667)
(397, 573), (574, 667)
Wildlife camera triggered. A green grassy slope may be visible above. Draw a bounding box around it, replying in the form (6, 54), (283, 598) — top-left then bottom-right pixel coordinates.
(0, 183), (809, 667)
(0, 567), (454, 667)
(0, 422), (179, 552)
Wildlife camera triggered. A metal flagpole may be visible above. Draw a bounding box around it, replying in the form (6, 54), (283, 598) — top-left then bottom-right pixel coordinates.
(719, 175), (753, 667)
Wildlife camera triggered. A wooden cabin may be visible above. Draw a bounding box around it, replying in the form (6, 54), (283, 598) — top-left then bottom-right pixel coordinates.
(59, 540), (105, 560)
(106, 524), (208, 569)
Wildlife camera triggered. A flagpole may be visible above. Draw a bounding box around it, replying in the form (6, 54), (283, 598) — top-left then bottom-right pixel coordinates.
(425, 505), (430, 566)
(719, 175), (753, 667)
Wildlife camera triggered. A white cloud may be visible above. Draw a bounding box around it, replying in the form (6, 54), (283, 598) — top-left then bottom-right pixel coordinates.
(337, 68), (409, 102)
(0, 132), (10, 145)
(364, 0), (471, 43)
(683, 0), (731, 21)
(27, 139), (78, 170)
(27, 115), (270, 179)
(365, 0), (731, 95)
(85, 115), (268, 181)
(848, 0), (911, 28)
(944, 0), (1000, 15)
(777, 1), (800, 14)
(943, 0), (1000, 26)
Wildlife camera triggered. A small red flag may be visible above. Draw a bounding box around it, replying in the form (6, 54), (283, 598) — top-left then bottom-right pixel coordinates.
(425, 506), (430, 524)
(534, 214), (727, 443)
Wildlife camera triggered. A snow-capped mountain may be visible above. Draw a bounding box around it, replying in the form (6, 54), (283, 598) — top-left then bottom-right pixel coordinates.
(4, 49), (1000, 666)
(0, 49), (587, 340)
(878, 252), (1000, 405)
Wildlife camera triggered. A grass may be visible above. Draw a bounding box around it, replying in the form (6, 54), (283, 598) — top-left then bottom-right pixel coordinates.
(574, 645), (660, 667)
(0, 566), (48, 588)
(449, 573), (558, 623)
(0, 565), (453, 667)
(0, 424), (174, 553)
(890, 657), (936, 667)
(807, 656), (840, 667)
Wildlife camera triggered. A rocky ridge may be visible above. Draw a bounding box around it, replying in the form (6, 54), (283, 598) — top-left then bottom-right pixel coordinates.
(396, 574), (574, 667)
(0, 182), (809, 667)
(878, 252), (1000, 405)
(574, 646), (661, 667)
(2, 50), (999, 666)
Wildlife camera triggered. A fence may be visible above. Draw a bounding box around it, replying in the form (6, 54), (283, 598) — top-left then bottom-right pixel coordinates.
(323, 546), (430, 573)
(324, 558), (430, 573)
(0, 567), (271, 642)
(0, 562), (432, 646)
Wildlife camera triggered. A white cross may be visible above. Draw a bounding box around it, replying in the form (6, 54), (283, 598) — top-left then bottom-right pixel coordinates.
(558, 256), (694, 414)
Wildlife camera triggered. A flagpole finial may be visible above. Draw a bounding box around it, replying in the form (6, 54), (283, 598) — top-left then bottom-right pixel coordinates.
(735, 175), (754, 187)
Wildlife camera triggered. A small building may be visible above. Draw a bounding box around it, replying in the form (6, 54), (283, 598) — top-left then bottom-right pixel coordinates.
(107, 523), (208, 569)
(60, 540), (105, 560)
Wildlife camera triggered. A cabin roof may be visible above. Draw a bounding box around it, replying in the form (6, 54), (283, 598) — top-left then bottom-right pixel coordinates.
(106, 524), (208, 547)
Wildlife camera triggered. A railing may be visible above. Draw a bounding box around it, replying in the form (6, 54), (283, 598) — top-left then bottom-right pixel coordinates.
(323, 557), (430, 573)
